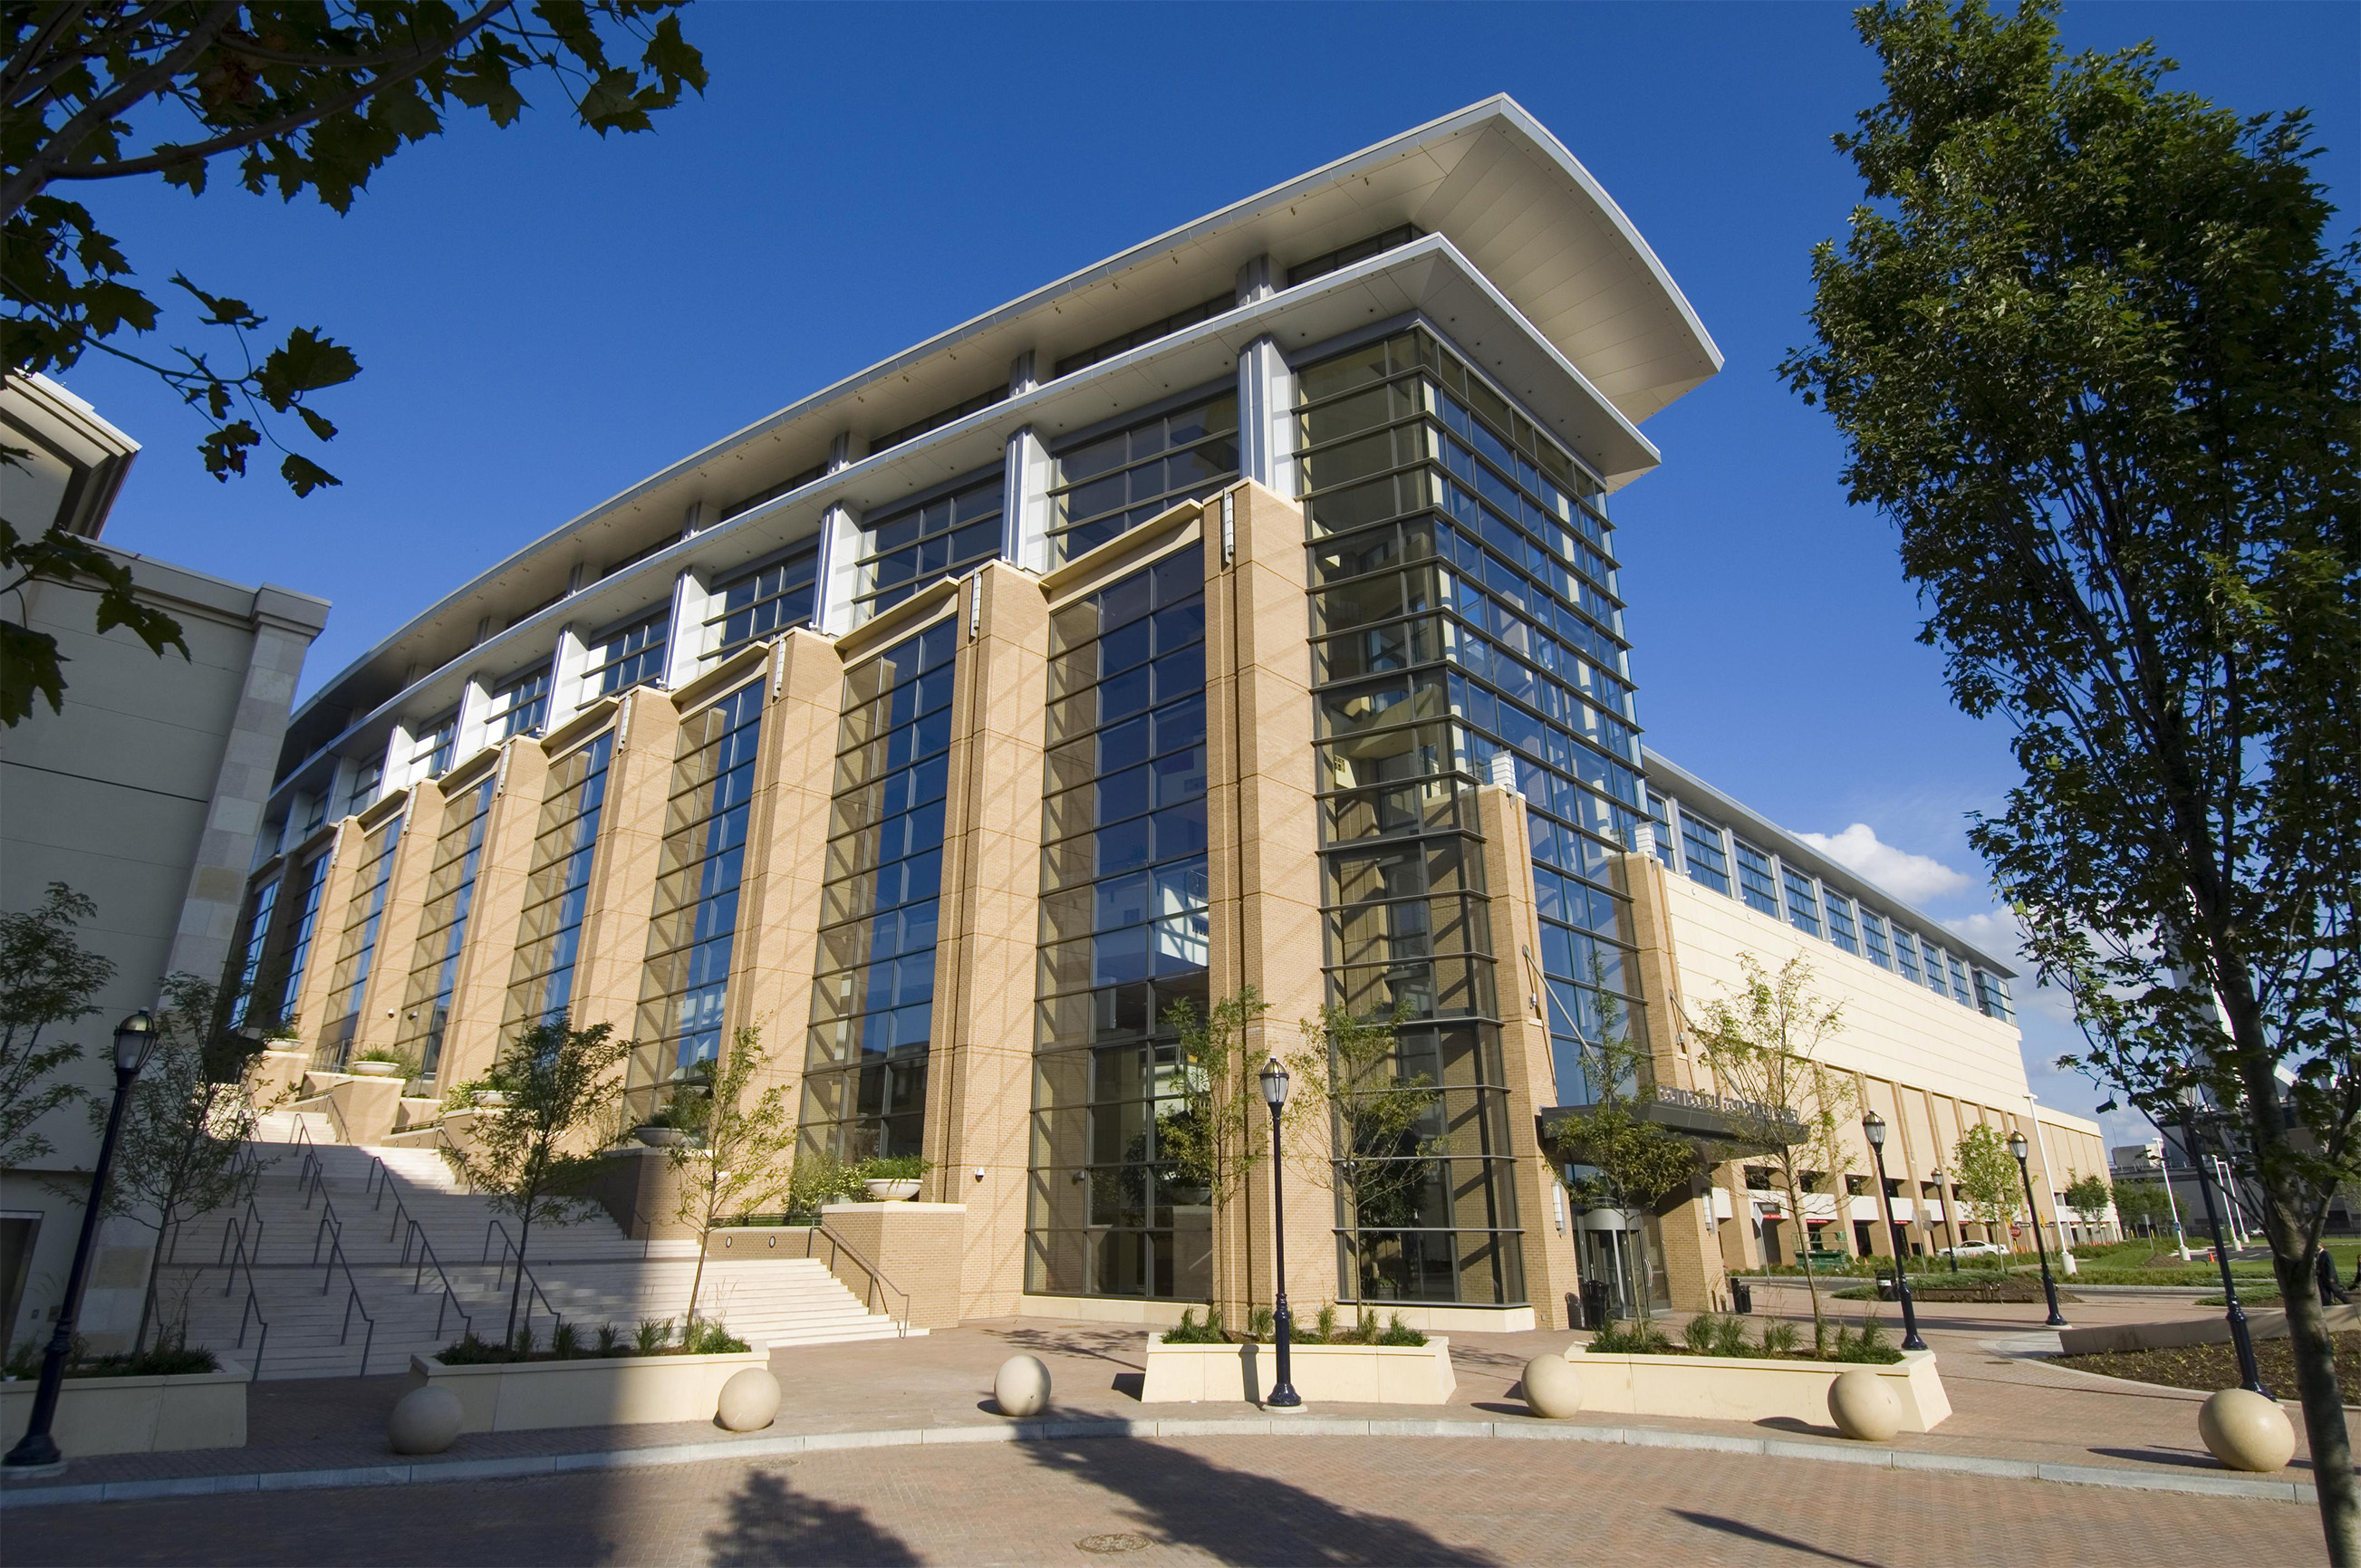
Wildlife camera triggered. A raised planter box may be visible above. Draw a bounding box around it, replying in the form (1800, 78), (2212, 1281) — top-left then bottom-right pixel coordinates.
(1563, 1345), (1951, 1431)
(0, 1364), (248, 1457)
(405, 1350), (767, 1434)
(1140, 1335), (1455, 1406)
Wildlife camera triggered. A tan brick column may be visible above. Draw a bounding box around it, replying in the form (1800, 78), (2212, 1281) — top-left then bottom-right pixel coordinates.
(569, 688), (680, 1041)
(354, 774), (446, 1063)
(291, 817), (367, 1062)
(433, 736), (549, 1092)
(1621, 848), (1730, 1313)
(1469, 783), (1582, 1328)
(1204, 481), (1331, 1323)
(922, 563), (1048, 1317)
(726, 630), (853, 1111)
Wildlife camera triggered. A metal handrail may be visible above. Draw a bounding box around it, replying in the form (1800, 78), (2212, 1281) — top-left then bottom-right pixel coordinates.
(805, 1220), (912, 1336)
(482, 1219), (564, 1349)
(167, 1141), (268, 1264)
(212, 1193), (266, 1270)
(298, 1160), (378, 1374)
(217, 1215), (271, 1381)
(357, 1150), (472, 1341)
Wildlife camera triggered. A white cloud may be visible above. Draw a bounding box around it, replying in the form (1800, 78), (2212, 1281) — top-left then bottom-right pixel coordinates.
(1795, 822), (1974, 904)
(1943, 907), (2079, 1025)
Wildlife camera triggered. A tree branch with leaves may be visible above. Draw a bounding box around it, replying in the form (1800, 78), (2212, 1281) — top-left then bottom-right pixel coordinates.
(1283, 1002), (1440, 1303)
(663, 1026), (797, 1333)
(0, 882), (111, 1165)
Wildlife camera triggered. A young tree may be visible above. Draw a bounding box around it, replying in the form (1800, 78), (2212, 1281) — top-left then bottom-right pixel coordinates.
(665, 1027), (797, 1332)
(1782, 5), (2359, 1553)
(441, 1018), (629, 1344)
(2062, 1171), (2114, 1236)
(92, 974), (267, 1353)
(1951, 1123), (2027, 1249)
(1284, 1003), (1440, 1302)
(1163, 989), (1312, 1316)
(0, 883), (111, 1165)
(2, 2), (706, 724)
(2110, 1178), (2166, 1238)
(1688, 955), (1859, 1349)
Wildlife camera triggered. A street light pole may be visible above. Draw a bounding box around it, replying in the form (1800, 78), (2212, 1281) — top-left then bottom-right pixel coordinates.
(1258, 1057), (1301, 1411)
(5, 1011), (159, 1476)
(2151, 1143), (2192, 1260)
(1932, 1165), (1960, 1273)
(1861, 1114), (1925, 1351)
(2180, 1100), (2268, 1398)
(2007, 1129), (2068, 1329)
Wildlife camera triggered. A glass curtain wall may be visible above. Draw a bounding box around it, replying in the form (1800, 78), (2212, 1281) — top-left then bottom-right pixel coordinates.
(850, 471), (1001, 625)
(225, 878), (279, 1028)
(504, 733), (614, 1036)
(1047, 393), (1238, 566)
(393, 772), (497, 1082)
(631, 682), (764, 1119)
(265, 848), (332, 1027)
(1297, 324), (1646, 1305)
(488, 670), (550, 739)
(705, 544), (818, 663)
(588, 611), (669, 697)
(320, 813), (403, 1069)
(1026, 546), (1210, 1301)
(802, 620), (958, 1161)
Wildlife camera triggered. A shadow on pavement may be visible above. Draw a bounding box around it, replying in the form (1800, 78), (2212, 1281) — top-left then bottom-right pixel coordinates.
(704, 1465), (920, 1567)
(1019, 1433), (1500, 1565)
(1668, 1510), (1885, 1567)
(992, 1323), (1151, 1371)
(2090, 1444), (2312, 1476)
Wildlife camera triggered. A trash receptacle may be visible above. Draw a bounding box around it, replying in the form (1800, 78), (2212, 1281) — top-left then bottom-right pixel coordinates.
(1730, 1277), (1754, 1315)
(1874, 1266), (1900, 1303)
(1580, 1278), (1613, 1331)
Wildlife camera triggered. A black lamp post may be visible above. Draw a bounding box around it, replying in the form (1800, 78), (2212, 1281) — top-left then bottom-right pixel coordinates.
(1861, 1113), (1926, 1351)
(5, 1010), (159, 1476)
(2006, 1129), (2068, 1329)
(1932, 1165), (1960, 1273)
(2178, 1092), (2269, 1397)
(1258, 1056), (1301, 1411)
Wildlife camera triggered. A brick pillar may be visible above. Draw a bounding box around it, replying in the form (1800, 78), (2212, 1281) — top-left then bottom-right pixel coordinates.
(1620, 848), (1730, 1313)
(923, 563), (1048, 1319)
(358, 773), (445, 1064)
(1469, 783), (1582, 1328)
(570, 689), (681, 1044)
(1204, 481), (1331, 1325)
(432, 736), (548, 1092)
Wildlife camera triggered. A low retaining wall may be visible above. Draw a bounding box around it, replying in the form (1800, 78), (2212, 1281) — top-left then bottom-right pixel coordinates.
(0, 1365), (248, 1457)
(1563, 1346), (1950, 1432)
(2060, 1302), (2356, 1358)
(405, 1351), (767, 1435)
(1141, 1337), (1455, 1405)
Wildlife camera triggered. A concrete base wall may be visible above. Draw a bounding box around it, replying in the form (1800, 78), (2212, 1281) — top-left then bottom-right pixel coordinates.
(815, 1202), (966, 1329)
(1140, 1336), (1456, 1404)
(0, 1366), (249, 1456)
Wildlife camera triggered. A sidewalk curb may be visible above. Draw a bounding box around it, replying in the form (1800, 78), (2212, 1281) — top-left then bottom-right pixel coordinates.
(0, 1415), (2315, 1510)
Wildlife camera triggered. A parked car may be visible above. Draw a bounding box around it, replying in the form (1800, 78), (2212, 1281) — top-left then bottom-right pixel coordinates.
(1941, 1241), (2009, 1260)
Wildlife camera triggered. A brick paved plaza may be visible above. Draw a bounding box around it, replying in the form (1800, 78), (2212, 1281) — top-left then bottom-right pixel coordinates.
(9, 1432), (2321, 1566)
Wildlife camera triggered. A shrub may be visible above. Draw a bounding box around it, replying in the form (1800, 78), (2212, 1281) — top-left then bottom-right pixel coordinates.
(1830, 1316), (1903, 1364)
(856, 1154), (930, 1181)
(438, 1332), (506, 1365)
(1376, 1313), (1427, 1347)
(1248, 1305), (1274, 1342)
(1588, 1320), (1673, 1355)
(636, 1318), (672, 1354)
(1300, 1303), (1338, 1344)
(1758, 1320), (1801, 1357)
(1161, 1307), (1229, 1344)
(550, 1321), (582, 1359)
(595, 1323), (621, 1354)
(684, 1320), (749, 1354)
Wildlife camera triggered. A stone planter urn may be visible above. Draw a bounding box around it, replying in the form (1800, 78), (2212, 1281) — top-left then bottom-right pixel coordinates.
(634, 1126), (686, 1148)
(862, 1178), (921, 1201)
(349, 1060), (402, 1078)
(472, 1090), (510, 1108)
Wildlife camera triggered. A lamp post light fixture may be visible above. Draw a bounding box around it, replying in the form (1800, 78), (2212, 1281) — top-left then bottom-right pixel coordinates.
(1258, 1056), (1302, 1411)
(1861, 1113), (1926, 1351)
(2005, 1129), (2069, 1328)
(2177, 1091), (2269, 1397)
(5, 1010), (160, 1476)
(1931, 1165), (1961, 1273)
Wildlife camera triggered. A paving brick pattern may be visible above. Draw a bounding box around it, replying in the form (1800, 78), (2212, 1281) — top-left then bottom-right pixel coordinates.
(9, 1434), (2323, 1566)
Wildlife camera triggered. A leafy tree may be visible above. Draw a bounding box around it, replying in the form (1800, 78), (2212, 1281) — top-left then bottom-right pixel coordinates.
(1, 2), (706, 725)
(0, 883), (111, 1165)
(1284, 1003), (1440, 1300)
(1687, 955), (1859, 1348)
(440, 1017), (629, 1343)
(90, 974), (267, 1353)
(1780, 5), (2357, 1549)
(1951, 1122), (2026, 1246)
(2110, 1178), (2169, 1238)
(2061, 1171), (2113, 1228)
(1163, 988), (1312, 1315)
(664, 1027), (797, 1332)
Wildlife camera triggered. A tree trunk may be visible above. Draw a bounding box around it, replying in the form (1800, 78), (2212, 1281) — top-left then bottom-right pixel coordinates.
(2279, 1237), (2358, 1562)
(1626, 1207), (1653, 1324)
(685, 1177), (712, 1332)
(1786, 1173), (1828, 1350)
(506, 1205), (533, 1349)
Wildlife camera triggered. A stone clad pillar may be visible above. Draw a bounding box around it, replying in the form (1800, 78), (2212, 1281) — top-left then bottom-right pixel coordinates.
(1621, 848), (1731, 1313)
(354, 773), (446, 1064)
(566, 689), (681, 1045)
(1203, 480), (1331, 1324)
(1469, 783), (1583, 1328)
(432, 736), (549, 1091)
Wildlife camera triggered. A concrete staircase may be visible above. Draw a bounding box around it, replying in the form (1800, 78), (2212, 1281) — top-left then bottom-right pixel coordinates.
(158, 1113), (914, 1380)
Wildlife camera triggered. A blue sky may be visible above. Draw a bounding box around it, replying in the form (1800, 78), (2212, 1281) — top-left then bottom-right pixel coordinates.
(62, 2), (2359, 1146)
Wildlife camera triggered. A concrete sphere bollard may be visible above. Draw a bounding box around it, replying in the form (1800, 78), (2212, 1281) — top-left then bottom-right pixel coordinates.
(994, 1354), (1052, 1418)
(2199, 1388), (2297, 1473)
(1521, 1354), (1584, 1419)
(1826, 1369), (1902, 1442)
(716, 1367), (782, 1433)
(388, 1385), (464, 1456)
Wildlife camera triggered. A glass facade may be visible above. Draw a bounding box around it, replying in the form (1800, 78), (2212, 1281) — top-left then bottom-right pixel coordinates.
(505, 733), (613, 1035)
(1678, 806), (1731, 896)
(589, 611), (669, 697)
(1299, 323), (1651, 1305)
(802, 620), (957, 1160)
(225, 878), (279, 1029)
(394, 772), (497, 1082)
(1048, 393), (1238, 566)
(1782, 865), (1822, 938)
(410, 712), (458, 781)
(1026, 547), (1210, 1301)
(852, 471), (1002, 624)
(272, 849), (332, 1023)
(321, 813), (402, 1067)
(488, 669), (549, 740)
(706, 544), (818, 661)
(632, 681), (765, 1115)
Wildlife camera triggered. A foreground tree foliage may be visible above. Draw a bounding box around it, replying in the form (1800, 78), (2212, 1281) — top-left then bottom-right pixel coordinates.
(0, 883), (111, 1166)
(663, 1027), (798, 1333)
(1782, 3), (2359, 1554)
(0, 2), (705, 724)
